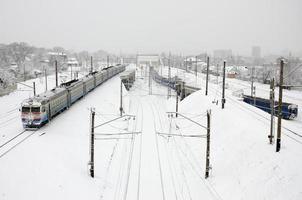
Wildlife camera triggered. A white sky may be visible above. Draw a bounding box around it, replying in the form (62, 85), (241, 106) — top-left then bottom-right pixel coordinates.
(0, 0), (301, 55)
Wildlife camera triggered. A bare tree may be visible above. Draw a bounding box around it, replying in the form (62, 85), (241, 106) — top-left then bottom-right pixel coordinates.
(7, 42), (33, 81)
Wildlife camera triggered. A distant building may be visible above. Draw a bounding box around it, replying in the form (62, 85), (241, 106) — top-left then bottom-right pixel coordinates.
(67, 58), (79, 68)
(48, 52), (67, 57)
(213, 49), (232, 59)
(252, 46), (261, 58)
(137, 54), (160, 67)
(184, 57), (206, 72)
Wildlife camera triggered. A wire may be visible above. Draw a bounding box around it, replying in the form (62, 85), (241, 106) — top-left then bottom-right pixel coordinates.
(148, 100), (166, 200)
(0, 130), (38, 159)
(173, 137), (223, 200)
(136, 97), (143, 200)
(170, 137), (193, 200)
(100, 139), (120, 200)
(208, 83), (302, 143)
(161, 134), (180, 200)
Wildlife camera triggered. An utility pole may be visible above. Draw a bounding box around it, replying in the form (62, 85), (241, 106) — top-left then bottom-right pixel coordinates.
(44, 69), (48, 92)
(253, 86), (256, 105)
(90, 56), (93, 73)
(222, 61), (226, 109)
(23, 63), (26, 81)
(185, 56), (188, 72)
(205, 109), (211, 179)
(251, 67), (254, 97)
(70, 63), (73, 80)
(176, 87), (179, 117)
(55, 60), (58, 87)
(276, 59), (284, 152)
(168, 53), (171, 99)
(89, 108), (95, 177)
(205, 56), (209, 95)
(120, 80), (123, 116)
(269, 78), (275, 144)
(216, 64), (219, 84)
(33, 82), (36, 96)
(195, 56), (198, 77)
(149, 66), (152, 95)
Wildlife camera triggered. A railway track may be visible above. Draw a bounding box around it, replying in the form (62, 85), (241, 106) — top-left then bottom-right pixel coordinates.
(0, 129), (38, 159)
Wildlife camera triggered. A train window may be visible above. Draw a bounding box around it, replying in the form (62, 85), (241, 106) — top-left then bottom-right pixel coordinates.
(31, 107), (40, 112)
(22, 107), (30, 112)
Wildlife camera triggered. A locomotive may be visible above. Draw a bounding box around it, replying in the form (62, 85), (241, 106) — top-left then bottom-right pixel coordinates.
(243, 95), (298, 120)
(21, 65), (125, 129)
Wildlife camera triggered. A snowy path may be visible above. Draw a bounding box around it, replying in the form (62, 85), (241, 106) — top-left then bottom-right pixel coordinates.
(124, 74), (218, 200)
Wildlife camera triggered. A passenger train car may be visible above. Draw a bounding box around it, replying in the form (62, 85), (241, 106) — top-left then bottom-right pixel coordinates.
(21, 65), (125, 129)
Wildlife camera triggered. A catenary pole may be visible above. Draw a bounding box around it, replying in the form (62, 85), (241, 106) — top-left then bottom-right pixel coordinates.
(251, 66), (254, 97)
(89, 108), (95, 177)
(120, 80), (123, 116)
(205, 56), (209, 95)
(176, 87), (179, 117)
(205, 110), (211, 178)
(33, 82), (36, 96)
(168, 53), (171, 99)
(269, 78), (275, 144)
(90, 56), (93, 73)
(44, 69), (48, 92)
(55, 60), (58, 87)
(195, 56), (198, 77)
(222, 61), (226, 109)
(276, 59), (284, 152)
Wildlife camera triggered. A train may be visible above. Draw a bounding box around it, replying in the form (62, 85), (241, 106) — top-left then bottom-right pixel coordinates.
(150, 68), (181, 90)
(120, 69), (136, 90)
(21, 65), (126, 129)
(243, 95), (298, 120)
(150, 68), (202, 100)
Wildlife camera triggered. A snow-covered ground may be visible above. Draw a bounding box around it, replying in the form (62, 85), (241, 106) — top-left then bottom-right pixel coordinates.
(0, 64), (301, 200)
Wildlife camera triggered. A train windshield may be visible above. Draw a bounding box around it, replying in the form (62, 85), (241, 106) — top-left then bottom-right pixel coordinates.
(31, 107), (40, 112)
(22, 107), (30, 112)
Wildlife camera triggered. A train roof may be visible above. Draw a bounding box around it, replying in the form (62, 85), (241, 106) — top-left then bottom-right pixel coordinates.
(81, 73), (95, 81)
(243, 95), (298, 107)
(120, 69), (135, 79)
(22, 87), (67, 106)
(59, 78), (84, 89)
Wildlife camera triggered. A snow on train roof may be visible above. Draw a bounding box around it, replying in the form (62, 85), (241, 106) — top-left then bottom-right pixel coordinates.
(22, 87), (66, 106)
(120, 69), (135, 79)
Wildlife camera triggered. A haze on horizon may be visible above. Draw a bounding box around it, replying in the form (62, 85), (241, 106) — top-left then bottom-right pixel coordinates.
(0, 0), (301, 56)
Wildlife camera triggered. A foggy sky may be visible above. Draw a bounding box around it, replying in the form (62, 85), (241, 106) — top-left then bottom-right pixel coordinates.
(0, 0), (301, 55)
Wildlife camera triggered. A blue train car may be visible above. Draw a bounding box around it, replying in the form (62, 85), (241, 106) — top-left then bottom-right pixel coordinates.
(150, 68), (180, 90)
(243, 95), (298, 120)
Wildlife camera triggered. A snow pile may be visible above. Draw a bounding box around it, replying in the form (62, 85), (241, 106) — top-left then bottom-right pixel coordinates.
(176, 89), (302, 200)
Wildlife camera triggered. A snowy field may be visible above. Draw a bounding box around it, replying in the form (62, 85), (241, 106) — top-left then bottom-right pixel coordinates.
(0, 64), (302, 200)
